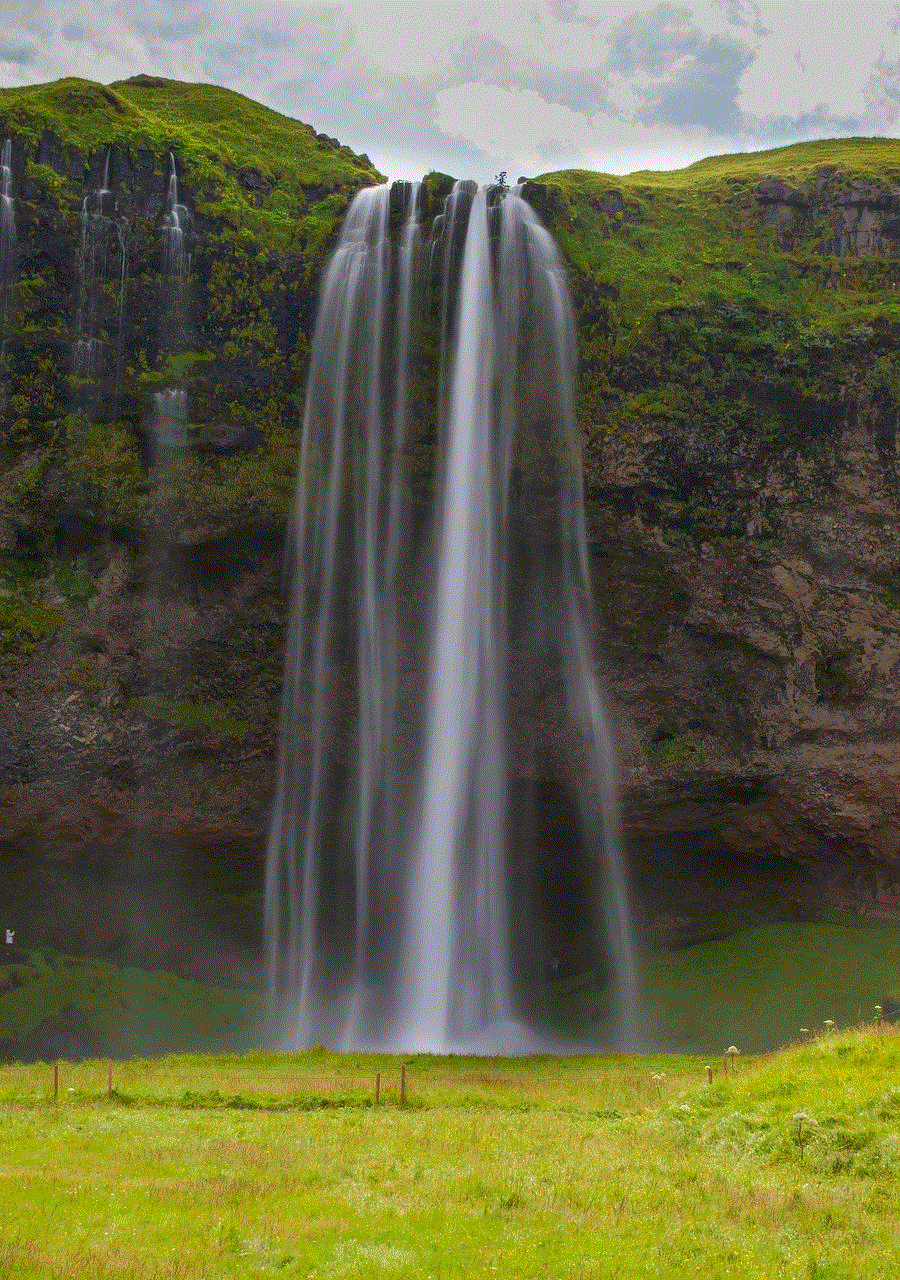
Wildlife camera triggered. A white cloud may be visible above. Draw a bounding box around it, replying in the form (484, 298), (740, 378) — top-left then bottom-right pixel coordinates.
(0, 2), (897, 180)
(434, 82), (597, 173)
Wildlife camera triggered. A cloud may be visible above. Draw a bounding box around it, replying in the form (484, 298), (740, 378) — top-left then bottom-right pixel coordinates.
(0, 43), (37, 67)
(864, 53), (900, 130)
(643, 33), (754, 130)
(606, 4), (698, 77)
(434, 83), (596, 173)
(0, 2), (898, 180)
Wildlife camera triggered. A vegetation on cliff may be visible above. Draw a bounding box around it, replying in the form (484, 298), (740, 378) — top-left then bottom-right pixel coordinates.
(1, 79), (898, 554)
(534, 137), (900, 546)
(0, 77), (383, 543)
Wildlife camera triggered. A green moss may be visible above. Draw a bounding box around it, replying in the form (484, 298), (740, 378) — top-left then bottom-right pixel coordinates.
(122, 694), (252, 737)
(644, 726), (707, 766)
(0, 597), (61, 657)
(53, 560), (96, 602)
(63, 416), (147, 526)
(64, 656), (101, 691)
(535, 138), (900, 462)
(0, 552), (62, 658)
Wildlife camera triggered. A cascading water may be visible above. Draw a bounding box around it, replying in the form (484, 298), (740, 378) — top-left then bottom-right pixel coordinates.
(0, 138), (16, 408)
(73, 147), (129, 405)
(267, 180), (638, 1053)
(1, 139), (15, 349)
(152, 153), (191, 456)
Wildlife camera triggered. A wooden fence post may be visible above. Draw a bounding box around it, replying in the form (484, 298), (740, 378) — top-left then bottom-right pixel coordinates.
(706, 1066), (713, 1085)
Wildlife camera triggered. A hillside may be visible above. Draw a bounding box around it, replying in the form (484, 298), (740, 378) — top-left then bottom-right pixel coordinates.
(0, 76), (382, 534)
(529, 139), (900, 905)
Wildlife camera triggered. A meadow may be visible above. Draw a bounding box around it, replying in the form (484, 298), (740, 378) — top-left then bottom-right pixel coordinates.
(1, 1025), (899, 1278)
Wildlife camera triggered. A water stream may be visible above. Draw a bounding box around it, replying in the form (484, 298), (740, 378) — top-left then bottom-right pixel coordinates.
(73, 147), (129, 405)
(1, 138), (16, 395)
(152, 152), (191, 453)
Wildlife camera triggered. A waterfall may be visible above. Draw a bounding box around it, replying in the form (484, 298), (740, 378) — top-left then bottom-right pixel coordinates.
(267, 180), (638, 1053)
(399, 186), (509, 1049)
(160, 153), (190, 354)
(152, 153), (191, 454)
(150, 387), (188, 463)
(1, 138), (17, 388)
(73, 147), (129, 405)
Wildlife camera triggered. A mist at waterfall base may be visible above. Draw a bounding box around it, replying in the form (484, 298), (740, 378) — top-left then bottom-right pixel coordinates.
(266, 180), (639, 1055)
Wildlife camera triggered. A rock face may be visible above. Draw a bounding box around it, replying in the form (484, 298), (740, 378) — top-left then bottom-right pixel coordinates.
(753, 170), (900, 256)
(595, 403), (900, 907)
(3, 97), (900, 973)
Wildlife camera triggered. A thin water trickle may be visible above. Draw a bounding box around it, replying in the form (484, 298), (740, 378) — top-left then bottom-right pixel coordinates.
(1, 138), (16, 393)
(267, 180), (639, 1053)
(72, 147), (129, 404)
(149, 154), (192, 460)
(159, 153), (191, 358)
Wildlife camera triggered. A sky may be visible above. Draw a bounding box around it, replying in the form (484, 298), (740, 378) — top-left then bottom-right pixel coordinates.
(1, 1), (899, 181)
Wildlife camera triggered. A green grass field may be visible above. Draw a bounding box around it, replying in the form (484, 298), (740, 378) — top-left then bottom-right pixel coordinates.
(4, 917), (900, 1062)
(1, 1027), (899, 1278)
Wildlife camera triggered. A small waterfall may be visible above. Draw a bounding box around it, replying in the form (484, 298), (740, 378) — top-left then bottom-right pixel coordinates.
(267, 180), (638, 1053)
(1, 138), (17, 390)
(144, 156), (192, 697)
(150, 388), (188, 464)
(73, 147), (129, 406)
(160, 153), (191, 355)
(151, 153), (191, 458)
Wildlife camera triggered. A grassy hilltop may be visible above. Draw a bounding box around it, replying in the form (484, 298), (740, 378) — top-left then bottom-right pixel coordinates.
(532, 137), (900, 542)
(1, 79), (899, 542)
(0, 75), (381, 245)
(0, 77), (383, 537)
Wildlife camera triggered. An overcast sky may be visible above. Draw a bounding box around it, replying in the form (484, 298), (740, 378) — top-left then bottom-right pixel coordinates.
(2, 1), (899, 181)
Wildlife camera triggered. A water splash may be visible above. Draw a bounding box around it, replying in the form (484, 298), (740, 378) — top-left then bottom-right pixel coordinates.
(150, 387), (188, 463)
(267, 181), (639, 1053)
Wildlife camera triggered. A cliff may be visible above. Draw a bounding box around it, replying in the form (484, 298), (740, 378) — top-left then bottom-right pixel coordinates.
(2, 80), (900, 971)
(531, 143), (900, 917)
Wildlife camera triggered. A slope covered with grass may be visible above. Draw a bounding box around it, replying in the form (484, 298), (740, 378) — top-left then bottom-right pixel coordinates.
(0, 951), (266, 1061)
(0, 77), (383, 538)
(536, 137), (900, 544)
